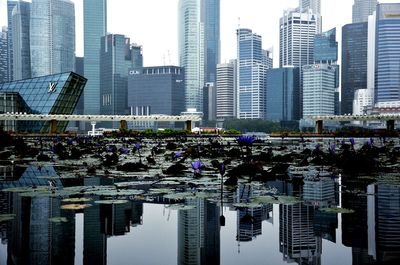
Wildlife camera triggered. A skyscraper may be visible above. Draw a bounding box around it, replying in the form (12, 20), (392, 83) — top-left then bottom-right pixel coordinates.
(303, 64), (336, 117)
(341, 22), (368, 114)
(353, 0), (377, 24)
(374, 3), (400, 107)
(299, 0), (321, 14)
(216, 60), (236, 120)
(11, 0), (31, 80)
(178, 0), (220, 113)
(280, 9), (318, 68)
(100, 34), (143, 125)
(266, 67), (300, 122)
(0, 27), (8, 84)
(202, 0), (220, 83)
(30, 0), (75, 78)
(84, 0), (107, 115)
(280, 8), (319, 119)
(237, 28), (270, 119)
(7, 0), (18, 82)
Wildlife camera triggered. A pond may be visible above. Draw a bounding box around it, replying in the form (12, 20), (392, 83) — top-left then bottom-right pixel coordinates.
(0, 136), (399, 265)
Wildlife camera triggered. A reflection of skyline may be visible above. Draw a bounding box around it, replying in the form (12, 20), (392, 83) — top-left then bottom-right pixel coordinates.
(279, 203), (322, 265)
(178, 198), (220, 265)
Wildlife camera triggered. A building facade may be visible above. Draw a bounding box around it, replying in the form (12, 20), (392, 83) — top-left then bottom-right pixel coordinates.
(30, 0), (75, 78)
(127, 66), (185, 128)
(237, 28), (270, 120)
(303, 64), (336, 117)
(341, 22), (368, 115)
(0, 28), (8, 84)
(0, 72), (87, 132)
(100, 34), (143, 124)
(7, 0), (18, 82)
(202, 0), (220, 84)
(11, 0), (31, 80)
(178, 0), (220, 113)
(216, 61), (236, 120)
(266, 67), (300, 122)
(353, 0), (377, 24)
(83, 0), (107, 115)
(374, 3), (400, 107)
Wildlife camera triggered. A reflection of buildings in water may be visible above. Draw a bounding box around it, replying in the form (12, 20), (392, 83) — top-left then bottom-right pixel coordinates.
(303, 177), (337, 207)
(313, 210), (337, 243)
(235, 185), (265, 242)
(367, 183), (400, 263)
(341, 178), (374, 264)
(279, 203), (322, 265)
(83, 177), (144, 265)
(0, 191), (10, 244)
(178, 198), (220, 265)
(7, 195), (75, 265)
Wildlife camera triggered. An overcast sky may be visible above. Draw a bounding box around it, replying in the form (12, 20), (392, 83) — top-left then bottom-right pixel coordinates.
(1, 0), (399, 67)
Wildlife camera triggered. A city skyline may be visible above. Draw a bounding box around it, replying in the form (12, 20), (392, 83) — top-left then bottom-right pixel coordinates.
(1, 0), (399, 68)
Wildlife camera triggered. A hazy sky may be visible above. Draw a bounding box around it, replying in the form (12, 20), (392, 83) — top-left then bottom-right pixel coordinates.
(1, 0), (399, 67)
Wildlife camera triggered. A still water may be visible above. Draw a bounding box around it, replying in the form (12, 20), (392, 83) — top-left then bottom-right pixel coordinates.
(1, 166), (398, 265)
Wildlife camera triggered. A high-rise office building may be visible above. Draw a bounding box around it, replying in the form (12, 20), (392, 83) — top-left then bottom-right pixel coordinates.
(374, 3), (400, 108)
(216, 60), (236, 120)
(303, 64), (336, 117)
(127, 66), (185, 117)
(84, 0), (107, 116)
(0, 27), (8, 84)
(203, 82), (216, 121)
(178, 0), (220, 113)
(280, 9), (318, 68)
(7, 0), (18, 82)
(11, 0), (31, 80)
(353, 0), (377, 24)
(299, 0), (321, 14)
(202, 0), (220, 83)
(100, 34), (142, 126)
(266, 67), (300, 122)
(341, 22), (368, 115)
(30, 0), (75, 78)
(280, 8), (319, 120)
(237, 28), (270, 119)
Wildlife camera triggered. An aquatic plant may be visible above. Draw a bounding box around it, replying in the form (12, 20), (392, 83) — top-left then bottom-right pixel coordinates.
(191, 160), (203, 176)
(236, 135), (256, 146)
(0, 214), (16, 223)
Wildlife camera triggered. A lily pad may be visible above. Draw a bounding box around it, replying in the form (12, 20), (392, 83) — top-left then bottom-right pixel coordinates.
(232, 202), (261, 208)
(164, 192), (195, 200)
(49, 217), (69, 223)
(166, 204), (197, 210)
(94, 199), (129, 204)
(251, 196), (279, 204)
(320, 207), (355, 214)
(147, 188), (174, 195)
(61, 204), (92, 210)
(0, 214), (16, 222)
(277, 196), (303, 205)
(62, 198), (93, 203)
(2, 186), (48, 193)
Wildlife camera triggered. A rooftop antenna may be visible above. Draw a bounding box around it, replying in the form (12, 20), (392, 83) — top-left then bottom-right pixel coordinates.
(238, 17), (241, 29)
(167, 50), (171, 65)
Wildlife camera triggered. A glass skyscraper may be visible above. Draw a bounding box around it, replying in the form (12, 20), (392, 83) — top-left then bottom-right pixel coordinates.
(0, 28), (8, 84)
(237, 28), (270, 119)
(374, 3), (400, 106)
(178, 0), (220, 112)
(84, 0), (107, 115)
(266, 67), (300, 122)
(353, 0), (377, 24)
(100, 34), (143, 124)
(7, 0), (18, 82)
(314, 28), (338, 64)
(216, 60), (236, 120)
(30, 0), (75, 78)
(341, 22), (368, 114)
(202, 0), (220, 83)
(11, 0), (31, 80)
